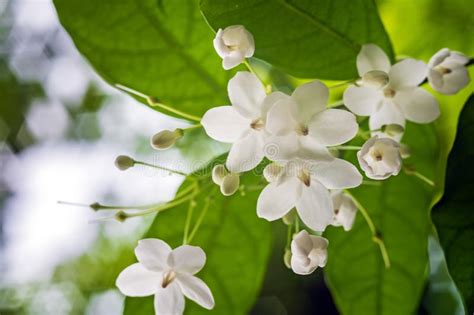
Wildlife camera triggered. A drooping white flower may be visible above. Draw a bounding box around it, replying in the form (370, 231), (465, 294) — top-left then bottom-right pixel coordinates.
(257, 158), (362, 231)
(330, 190), (357, 231)
(213, 25), (255, 70)
(116, 239), (214, 315)
(428, 48), (470, 95)
(290, 230), (328, 275)
(211, 164), (240, 196)
(344, 44), (440, 141)
(202, 72), (284, 173)
(357, 136), (402, 180)
(266, 80), (359, 161)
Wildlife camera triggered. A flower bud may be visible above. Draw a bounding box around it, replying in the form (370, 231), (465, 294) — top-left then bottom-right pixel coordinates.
(381, 124), (405, 137)
(399, 144), (411, 159)
(212, 164), (228, 185)
(357, 136), (402, 180)
(220, 173), (240, 196)
(428, 48), (470, 95)
(150, 129), (183, 150)
(290, 230), (328, 275)
(331, 191), (357, 231)
(282, 209), (297, 225)
(114, 155), (135, 171)
(283, 249), (292, 269)
(359, 70), (390, 88)
(213, 25), (255, 70)
(115, 210), (128, 222)
(263, 163), (283, 183)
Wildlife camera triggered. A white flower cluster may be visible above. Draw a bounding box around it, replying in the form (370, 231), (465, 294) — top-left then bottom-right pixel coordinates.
(115, 25), (470, 315)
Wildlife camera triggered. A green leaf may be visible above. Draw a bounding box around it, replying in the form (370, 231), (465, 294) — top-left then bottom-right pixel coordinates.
(53, 0), (235, 118)
(432, 94), (474, 313)
(324, 122), (438, 315)
(123, 158), (272, 314)
(200, 0), (394, 80)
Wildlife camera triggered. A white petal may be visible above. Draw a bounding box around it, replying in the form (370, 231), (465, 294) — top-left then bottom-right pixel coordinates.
(295, 180), (333, 232)
(223, 51), (244, 70)
(135, 239), (172, 272)
(291, 81), (329, 121)
(261, 91), (291, 119)
(428, 48), (450, 68)
(213, 29), (229, 59)
(343, 85), (383, 116)
(201, 106), (250, 143)
(177, 274), (215, 310)
(228, 71), (266, 119)
(226, 131), (264, 173)
(312, 159), (362, 189)
(308, 109), (358, 146)
(257, 175), (302, 221)
(433, 67), (470, 95)
(291, 230), (314, 256)
(395, 88), (440, 123)
(357, 44), (391, 76)
(154, 282), (185, 315)
(116, 263), (160, 297)
(389, 59), (427, 89)
(369, 101), (406, 141)
(297, 137), (335, 161)
(266, 99), (295, 136)
(168, 245), (206, 275)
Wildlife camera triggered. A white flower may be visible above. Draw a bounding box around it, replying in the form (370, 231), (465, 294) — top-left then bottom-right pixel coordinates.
(116, 239), (214, 315)
(211, 164), (240, 196)
(290, 230), (328, 275)
(357, 136), (402, 180)
(428, 48), (470, 95)
(202, 72), (284, 173)
(266, 80), (359, 161)
(344, 44), (440, 141)
(213, 25), (255, 70)
(330, 190), (357, 231)
(257, 158), (362, 231)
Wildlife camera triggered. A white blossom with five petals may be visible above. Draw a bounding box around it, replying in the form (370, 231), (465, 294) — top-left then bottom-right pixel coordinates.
(290, 230), (328, 275)
(116, 239), (214, 315)
(266, 80), (359, 161)
(202, 71), (283, 173)
(257, 158), (362, 231)
(213, 25), (255, 70)
(428, 48), (471, 95)
(344, 44), (440, 141)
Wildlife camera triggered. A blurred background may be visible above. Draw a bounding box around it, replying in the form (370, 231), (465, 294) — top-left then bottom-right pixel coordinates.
(0, 0), (472, 314)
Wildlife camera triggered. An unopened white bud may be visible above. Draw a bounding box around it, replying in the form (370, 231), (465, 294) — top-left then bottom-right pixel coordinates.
(359, 70), (390, 88)
(263, 163), (283, 183)
(114, 155), (135, 171)
(357, 136), (402, 180)
(381, 124), (405, 137)
(282, 209), (297, 225)
(150, 129), (183, 150)
(399, 144), (411, 159)
(220, 173), (240, 196)
(212, 164), (228, 185)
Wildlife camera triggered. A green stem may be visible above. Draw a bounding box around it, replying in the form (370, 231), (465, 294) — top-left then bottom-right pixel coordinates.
(332, 145), (362, 151)
(134, 160), (188, 176)
(183, 199), (196, 244)
(286, 223), (293, 250)
(183, 124), (202, 131)
(403, 167), (435, 186)
(294, 216), (300, 234)
(243, 59), (265, 84)
(187, 196), (212, 244)
(344, 190), (391, 269)
(115, 84), (201, 122)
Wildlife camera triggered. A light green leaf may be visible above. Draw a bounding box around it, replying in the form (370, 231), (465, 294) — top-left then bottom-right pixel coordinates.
(324, 122), (438, 315)
(123, 158), (272, 314)
(53, 0), (236, 118)
(200, 0), (394, 79)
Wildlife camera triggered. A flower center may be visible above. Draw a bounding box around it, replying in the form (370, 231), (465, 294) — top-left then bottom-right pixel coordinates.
(250, 118), (264, 130)
(226, 44), (239, 51)
(383, 88), (396, 98)
(297, 169), (311, 187)
(435, 65), (452, 74)
(161, 270), (176, 288)
(295, 124), (309, 136)
(371, 150), (383, 161)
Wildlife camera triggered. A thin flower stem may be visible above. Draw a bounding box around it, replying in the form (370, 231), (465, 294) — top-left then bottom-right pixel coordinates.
(332, 145), (362, 151)
(286, 224), (293, 250)
(183, 199), (196, 244)
(344, 190), (391, 269)
(115, 84), (201, 122)
(403, 167), (435, 186)
(187, 196), (212, 244)
(134, 160), (188, 176)
(294, 216), (300, 234)
(58, 200), (158, 211)
(243, 59), (265, 84)
(183, 124), (202, 131)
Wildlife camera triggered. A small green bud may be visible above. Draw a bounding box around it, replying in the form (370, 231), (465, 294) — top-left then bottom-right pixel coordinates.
(283, 249), (292, 269)
(381, 124), (405, 137)
(282, 209), (297, 225)
(114, 155), (135, 171)
(150, 129), (184, 150)
(115, 210), (128, 222)
(220, 173), (240, 196)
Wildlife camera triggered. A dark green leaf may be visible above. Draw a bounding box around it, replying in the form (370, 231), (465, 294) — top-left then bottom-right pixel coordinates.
(432, 93), (474, 313)
(200, 0), (394, 79)
(53, 0), (236, 118)
(124, 158), (272, 314)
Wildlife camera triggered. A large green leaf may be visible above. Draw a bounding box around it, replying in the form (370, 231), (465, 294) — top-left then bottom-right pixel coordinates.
(123, 159), (272, 315)
(53, 0), (235, 118)
(432, 94), (474, 313)
(324, 122), (438, 315)
(200, 0), (394, 80)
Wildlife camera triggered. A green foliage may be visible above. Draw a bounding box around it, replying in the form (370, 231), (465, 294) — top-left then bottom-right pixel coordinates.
(432, 94), (474, 313)
(124, 159), (272, 315)
(324, 122), (438, 315)
(200, 0), (394, 79)
(53, 0), (237, 118)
